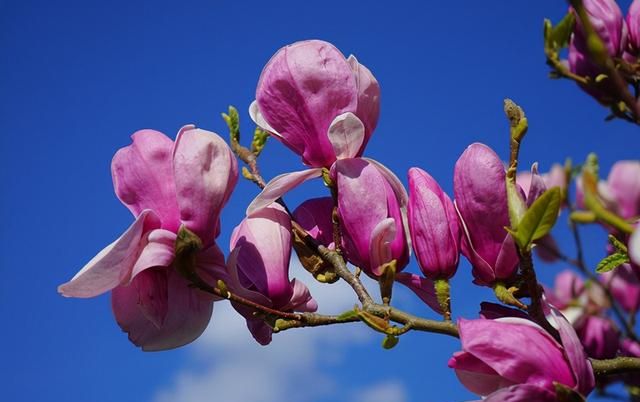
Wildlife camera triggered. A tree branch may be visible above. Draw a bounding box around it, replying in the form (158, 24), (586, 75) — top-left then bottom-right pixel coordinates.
(591, 357), (640, 376)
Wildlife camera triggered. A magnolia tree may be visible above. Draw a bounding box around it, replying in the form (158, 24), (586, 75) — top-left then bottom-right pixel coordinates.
(59, 0), (640, 400)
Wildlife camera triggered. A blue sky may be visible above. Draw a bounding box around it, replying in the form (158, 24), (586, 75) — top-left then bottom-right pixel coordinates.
(1, 1), (638, 401)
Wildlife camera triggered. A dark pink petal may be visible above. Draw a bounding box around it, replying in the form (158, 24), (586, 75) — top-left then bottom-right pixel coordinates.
(58, 210), (161, 298)
(603, 263), (640, 312)
(395, 272), (442, 314)
(246, 168), (323, 215)
(548, 305), (595, 395)
(479, 302), (532, 321)
(458, 318), (575, 390)
(575, 315), (619, 359)
(111, 267), (213, 351)
(256, 40), (358, 167)
(493, 235), (519, 282)
(525, 163), (548, 207)
(327, 112), (365, 160)
(173, 125), (238, 246)
(482, 384), (557, 402)
(292, 197), (335, 248)
(111, 130), (180, 231)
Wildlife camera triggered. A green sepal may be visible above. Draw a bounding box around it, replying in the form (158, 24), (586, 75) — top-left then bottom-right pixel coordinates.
(609, 234), (628, 253)
(554, 382), (586, 402)
(544, 13), (575, 51)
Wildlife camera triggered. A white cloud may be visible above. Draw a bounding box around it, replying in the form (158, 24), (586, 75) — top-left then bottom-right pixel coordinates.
(351, 381), (408, 402)
(154, 261), (408, 402)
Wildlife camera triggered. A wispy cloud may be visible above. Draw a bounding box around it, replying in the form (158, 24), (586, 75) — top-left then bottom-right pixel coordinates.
(154, 261), (408, 402)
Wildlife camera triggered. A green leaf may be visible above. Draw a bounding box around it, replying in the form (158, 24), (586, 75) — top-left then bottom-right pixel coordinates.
(382, 335), (399, 350)
(549, 12), (575, 50)
(511, 187), (562, 250)
(596, 252), (629, 273)
(251, 127), (269, 156)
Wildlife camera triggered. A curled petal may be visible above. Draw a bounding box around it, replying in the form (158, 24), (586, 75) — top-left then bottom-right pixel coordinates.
(292, 197), (335, 247)
(449, 351), (515, 396)
(282, 278), (318, 312)
(369, 218), (396, 276)
(346, 55), (380, 149)
(130, 229), (176, 279)
(58, 210), (161, 298)
(249, 100), (280, 137)
(111, 130), (180, 231)
(246, 168), (323, 216)
(173, 125), (238, 246)
(327, 112), (364, 160)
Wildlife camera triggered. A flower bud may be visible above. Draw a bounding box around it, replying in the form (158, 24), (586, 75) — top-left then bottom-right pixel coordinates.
(574, 315), (619, 359)
(453, 143), (518, 286)
(336, 158), (409, 277)
(252, 40), (380, 167)
(407, 168), (461, 280)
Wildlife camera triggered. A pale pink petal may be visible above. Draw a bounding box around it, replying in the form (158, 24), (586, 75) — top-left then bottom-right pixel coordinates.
(449, 351), (514, 396)
(346, 54), (380, 149)
(111, 130), (180, 231)
(395, 272), (442, 314)
(248, 100), (280, 137)
(630, 227), (640, 266)
(369, 218), (396, 276)
(58, 210), (161, 298)
(327, 112), (365, 160)
(112, 267), (213, 351)
(130, 229), (176, 279)
(173, 125), (238, 246)
(246, 168), (323, 215)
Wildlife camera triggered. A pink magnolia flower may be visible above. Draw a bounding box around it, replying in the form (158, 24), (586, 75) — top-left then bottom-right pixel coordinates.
(575, 315), (619, 359)
(250, 39), (380, 168)
(407, 167), (460, 280)
(601, 263), (640, 313)
(627, 0), (640, 59)
(568, 0), (627, 103)
(599, 160), (640, 220)
(229, 203), (317, 345)
(453, 143), (519, 287)
(336, 158), (409, 277)
(58, 126), (237, 350)
(449, 309), (595, 400)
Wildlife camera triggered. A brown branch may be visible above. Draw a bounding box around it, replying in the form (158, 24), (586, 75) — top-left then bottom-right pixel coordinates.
(591, 357), (640, 376)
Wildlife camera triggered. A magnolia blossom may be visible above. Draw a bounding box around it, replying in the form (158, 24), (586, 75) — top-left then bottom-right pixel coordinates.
(453, 143), (519, 286)
(626, 0), (640, 59)
(229, 203), (317, 345)
(601, 263), (640, 313)
(336, 158), (409, 277)
(251, 39), (380, 168)
(407, 167), (460, 280)
(568, 0), (626, 103)
(599, 160), (640, 220)
(449, 310), (595, 400)
(59, 126), (237, 350)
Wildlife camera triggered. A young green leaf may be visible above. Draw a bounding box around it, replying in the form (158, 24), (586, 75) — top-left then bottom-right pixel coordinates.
(511, 187), (562, 250)
(382, 335), (399, 350)
(596, 252), (629, 274)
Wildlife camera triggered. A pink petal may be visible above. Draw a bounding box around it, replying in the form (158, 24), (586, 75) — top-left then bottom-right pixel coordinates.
(449, 351), (513, 396)
(327, 112), (365, 160)
(173, 125), (238, 246)
(58, 210), (161, 298)
(547, 304), (595, 395)
(346, 54), (380, 151)
(395, 272), (442, 314)
(283, 278), (318, 312)
(483, 384), (557, 402)
(111, 267), (213, 351)
(525, 163), (548, 207)
(630, 226), (640, 266)
(458, 318), (575, 390)
(111, 130), (180, 231)
(292, 197), (335, 248)
(246, 168), (323, 215)
(231, 204), (293, 307)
